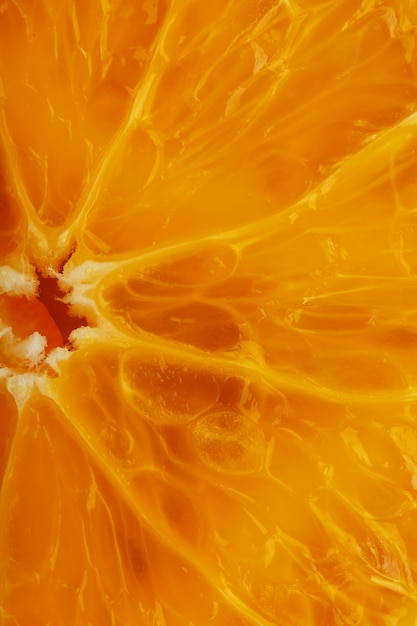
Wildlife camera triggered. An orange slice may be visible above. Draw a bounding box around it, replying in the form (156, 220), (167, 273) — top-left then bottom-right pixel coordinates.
(1, 1), (417, 625)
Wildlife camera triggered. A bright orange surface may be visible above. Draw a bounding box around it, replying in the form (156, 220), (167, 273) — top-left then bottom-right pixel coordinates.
(1, 1), (417, 625)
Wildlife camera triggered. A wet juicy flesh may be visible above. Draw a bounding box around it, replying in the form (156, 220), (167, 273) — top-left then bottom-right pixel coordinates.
(1, 1), (417, 625)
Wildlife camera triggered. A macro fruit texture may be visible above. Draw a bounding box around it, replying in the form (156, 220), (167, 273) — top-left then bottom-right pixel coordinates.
(1, 0), (417, 624)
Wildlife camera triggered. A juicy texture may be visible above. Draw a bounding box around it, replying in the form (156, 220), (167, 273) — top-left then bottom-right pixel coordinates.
(1, 0), (417, 625)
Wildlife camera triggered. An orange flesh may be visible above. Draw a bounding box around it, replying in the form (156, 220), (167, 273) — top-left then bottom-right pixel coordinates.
(0, 295), (63, 348)
(1, 1), (417, 625)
